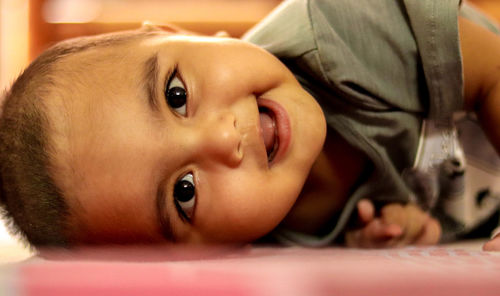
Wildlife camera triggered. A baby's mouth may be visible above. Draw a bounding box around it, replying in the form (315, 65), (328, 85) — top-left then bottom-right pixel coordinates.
(258, 106), (278, 163)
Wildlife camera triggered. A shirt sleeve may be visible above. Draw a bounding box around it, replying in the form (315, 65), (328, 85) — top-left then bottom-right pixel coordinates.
(403, 0), (463, 125)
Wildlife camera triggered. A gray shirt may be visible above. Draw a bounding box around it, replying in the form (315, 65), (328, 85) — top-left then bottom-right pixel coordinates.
(244, 0), (500, 246)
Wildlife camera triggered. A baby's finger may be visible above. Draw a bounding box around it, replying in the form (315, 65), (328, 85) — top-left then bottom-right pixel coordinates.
(399, 204), (428, 245)
(345, 221), (380, 248)
(381, 203), (407, 229)
(413, 217), (441, 245)
(367, 221), (404, 249)
(381, 223), (404, 238)
(483, 232), (500, 251)
(345, 219), (403, 248)
(356, 199), (375, 224)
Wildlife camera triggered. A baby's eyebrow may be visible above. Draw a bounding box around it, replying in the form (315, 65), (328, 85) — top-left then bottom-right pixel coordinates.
(156, 181), (175, 241)
(143, 53), (161, 113)
(144, 53), (174, 241)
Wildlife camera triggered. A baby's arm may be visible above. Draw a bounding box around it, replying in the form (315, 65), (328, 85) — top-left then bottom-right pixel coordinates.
(459, 17), (500, 250)
(346, 17), (500, 250)
(460, 17), (500, 153)
(344, 200), (441, 248)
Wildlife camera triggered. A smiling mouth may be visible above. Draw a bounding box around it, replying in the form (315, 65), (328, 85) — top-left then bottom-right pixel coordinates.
(257, 98), (291, 166)
(258, 106), (279, 163)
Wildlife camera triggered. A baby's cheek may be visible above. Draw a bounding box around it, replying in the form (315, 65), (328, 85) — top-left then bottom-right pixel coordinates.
(196, 167), (303, 243)
(197, 194), (282, 243)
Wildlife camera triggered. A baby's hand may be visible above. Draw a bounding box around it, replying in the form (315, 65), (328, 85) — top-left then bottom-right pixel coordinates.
(483, 228), (500, 251)
(344, 199), (441, 248)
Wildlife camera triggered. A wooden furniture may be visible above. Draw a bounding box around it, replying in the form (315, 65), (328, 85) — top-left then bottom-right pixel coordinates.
(29, 0), (282, 59)
(28, 0), (500, 61)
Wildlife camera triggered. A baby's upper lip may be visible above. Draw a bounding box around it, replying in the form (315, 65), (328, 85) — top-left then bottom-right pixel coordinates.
(235, 101), (269, 170)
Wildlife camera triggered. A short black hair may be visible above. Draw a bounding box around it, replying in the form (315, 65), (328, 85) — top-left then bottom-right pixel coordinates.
(0, 28), (163, 247)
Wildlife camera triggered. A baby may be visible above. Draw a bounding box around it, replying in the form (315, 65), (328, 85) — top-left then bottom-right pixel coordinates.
(0, 0), (499, 250)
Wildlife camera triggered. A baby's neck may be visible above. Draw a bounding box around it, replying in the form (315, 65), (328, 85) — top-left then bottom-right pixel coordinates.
(280, 128), (368, 235)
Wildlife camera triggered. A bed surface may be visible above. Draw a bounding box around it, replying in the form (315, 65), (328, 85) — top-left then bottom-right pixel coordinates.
(1, 241), (499, 296)
(1, 219), (499, 295)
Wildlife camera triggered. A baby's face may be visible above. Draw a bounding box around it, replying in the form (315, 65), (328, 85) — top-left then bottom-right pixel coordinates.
(48, 31), (326, 245)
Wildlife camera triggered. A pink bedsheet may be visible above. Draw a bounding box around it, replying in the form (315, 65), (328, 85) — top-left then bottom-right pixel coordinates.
(2, 246), (500, 295)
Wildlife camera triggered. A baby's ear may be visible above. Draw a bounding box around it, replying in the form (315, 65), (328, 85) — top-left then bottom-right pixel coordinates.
(140, 21), (199, 35)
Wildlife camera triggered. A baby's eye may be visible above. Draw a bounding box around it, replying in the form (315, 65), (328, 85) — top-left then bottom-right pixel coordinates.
(165, 71), (187, 116)
(173, 173), (196, 221)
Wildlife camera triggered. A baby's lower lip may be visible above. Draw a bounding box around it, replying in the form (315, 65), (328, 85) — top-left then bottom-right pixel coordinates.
(257, 98), (291, 166)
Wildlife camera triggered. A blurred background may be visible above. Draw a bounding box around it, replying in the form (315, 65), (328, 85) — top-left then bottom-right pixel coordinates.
(0, 0), (498, 258)
(1, 0), (500, 96)
(0, 0), (283, 92)
(2, 0), (499, 94)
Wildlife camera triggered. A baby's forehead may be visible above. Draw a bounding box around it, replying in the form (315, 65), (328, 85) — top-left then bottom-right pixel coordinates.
(57, 42), (143, 70)
(49, 46), (158, 107)
(44, 37), (154, 172)
(44, 62), (148, 218)
(50, 30), (171, 72)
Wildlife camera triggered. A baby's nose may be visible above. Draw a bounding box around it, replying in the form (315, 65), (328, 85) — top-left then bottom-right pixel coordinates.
(197, 113), (242, 167)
